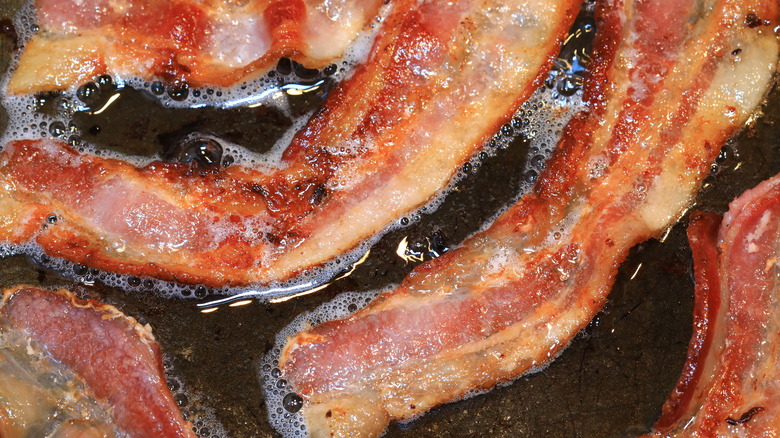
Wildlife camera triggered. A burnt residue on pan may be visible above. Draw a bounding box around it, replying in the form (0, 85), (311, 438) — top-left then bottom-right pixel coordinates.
(0, 0), (778, 436)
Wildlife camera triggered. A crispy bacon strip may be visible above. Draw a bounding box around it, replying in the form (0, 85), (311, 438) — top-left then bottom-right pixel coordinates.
(7, 0), (385, 93)
(0, 0), (581, 287)
(276, 0), (779, 436)
(0, 286), (196, 438)
(649, 175), (780, 436)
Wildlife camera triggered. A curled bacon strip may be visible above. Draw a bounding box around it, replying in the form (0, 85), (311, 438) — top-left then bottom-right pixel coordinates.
(276, 0), (779, 436)
(0, 286), (195, 437)
(650, 174), (780, 436)
(7, 0), (384, 93)
(0, 0), (580, 287)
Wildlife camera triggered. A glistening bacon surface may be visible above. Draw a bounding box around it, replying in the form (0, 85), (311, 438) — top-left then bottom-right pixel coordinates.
(7, 0), (384, 93)
(0, 0), (581, 287)
(0, 286), (196, 438)
(649, 175), (780, 437)
(276, 0), (779, 436)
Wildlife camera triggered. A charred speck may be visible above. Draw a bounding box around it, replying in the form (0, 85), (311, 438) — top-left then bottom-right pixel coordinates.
(250, 183), (266, 196)
(726, 407), (764, 425)
(165, 133), (224, 170)
(265, 233), (282, 245)
(325, 410), (332, 418)
(0, 18), (19, 50)
(311, 184), (327, 205)
(731, 48), (742, 56)
(745, 13), (763, 28)
(46, 215), (58, 224)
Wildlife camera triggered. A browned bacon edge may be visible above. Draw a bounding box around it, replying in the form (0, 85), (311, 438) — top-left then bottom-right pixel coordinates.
(651, 212), (723, 434)
(0, 286), (196, 438)
(0, 0), (582, 288)
(6, 0), (385, 93)
(274, 0), (779, 436)
(649, 173), (780, 437)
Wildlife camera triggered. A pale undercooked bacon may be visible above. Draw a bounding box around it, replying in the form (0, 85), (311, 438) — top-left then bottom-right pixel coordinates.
(0, 286), (196, 437)
(649, 175), (780, 437)
(276, 0), (779, 436)
(0, 0), (581, 287)
(7, 0), (385, 93)
(0, 324), (117, 437)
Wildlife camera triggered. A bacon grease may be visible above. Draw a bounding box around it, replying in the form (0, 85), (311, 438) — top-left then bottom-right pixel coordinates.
(269, 0), (779, 436)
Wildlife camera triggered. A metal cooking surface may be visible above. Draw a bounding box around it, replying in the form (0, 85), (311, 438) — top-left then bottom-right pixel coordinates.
(0, 1), (778, 436)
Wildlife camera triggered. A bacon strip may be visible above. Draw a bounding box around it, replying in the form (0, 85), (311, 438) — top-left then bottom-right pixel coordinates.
(276, 0), (779, 436)
(0, 286), (196, 438)
(0, 0), (581, 287)
(0, 327), (117, 437)
(649, 174), (780, 436)
(7, 0), (385, 93)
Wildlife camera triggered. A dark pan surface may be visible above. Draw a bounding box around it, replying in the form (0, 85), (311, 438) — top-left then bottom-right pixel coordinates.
(0, 1), (778, 436)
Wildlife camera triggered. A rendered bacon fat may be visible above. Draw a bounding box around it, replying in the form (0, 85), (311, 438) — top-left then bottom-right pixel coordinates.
(0, 286), (196, 438)
(0, 0), (581, 287)
(650, 176), (780, 436)
(7, 0), (384, 93)
(276, 0), (780, 436)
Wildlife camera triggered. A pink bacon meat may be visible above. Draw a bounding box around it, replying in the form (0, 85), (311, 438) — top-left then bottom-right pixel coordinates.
(0, 0), (582, 287)
(276, 0), (779, 436)
(7, 0), (385, 93)
(0, 286), (196, 438)
(650, 175), (780, 436)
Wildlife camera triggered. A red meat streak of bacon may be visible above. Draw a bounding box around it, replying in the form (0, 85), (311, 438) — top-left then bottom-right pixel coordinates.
(0, 286), (195, 438)
(0, 0), (582, 287)
(649, 175), (780, 437)
(7, 0), (384, 92)
(277, 0), (779, 436)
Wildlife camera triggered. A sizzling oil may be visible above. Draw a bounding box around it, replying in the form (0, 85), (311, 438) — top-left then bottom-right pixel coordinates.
(0, 0), (778, 437)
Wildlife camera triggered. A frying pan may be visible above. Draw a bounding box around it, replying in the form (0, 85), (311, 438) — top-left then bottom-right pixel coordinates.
(0, 0), (778, 436)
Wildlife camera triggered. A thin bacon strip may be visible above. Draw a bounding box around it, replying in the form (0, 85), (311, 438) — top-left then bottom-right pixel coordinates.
(276, 0), (779, 436)
(649, 174), (780, 436)
(0, 0), (581, 287)
(0, 286), (196, 438)
(7, 0), (384, 93)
